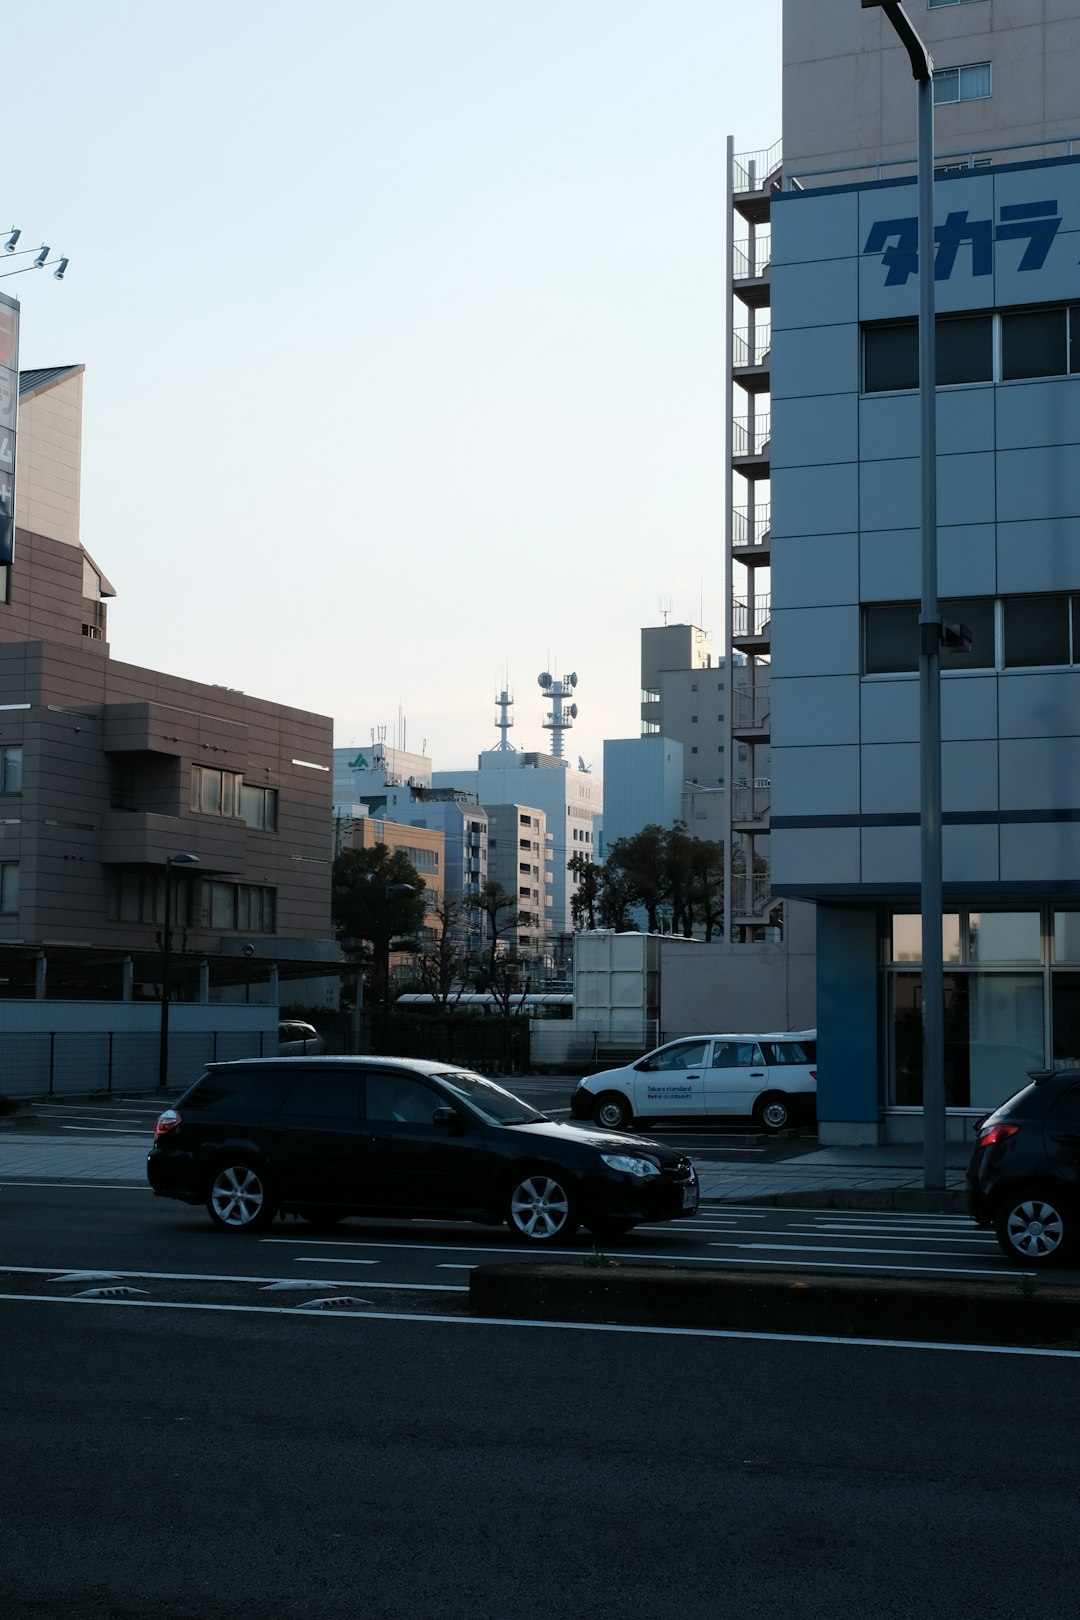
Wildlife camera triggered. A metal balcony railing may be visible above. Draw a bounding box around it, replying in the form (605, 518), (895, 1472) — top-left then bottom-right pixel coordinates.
(730, 870), (773, 917)
(731, 594), (771, 639)
(731, 784), (771, 825)
(732, 414), (770, 459)
(732, 140), (783, 193)
(733, 240), (771, 282)
(732, 325), (771, 368)
(732, 503), (771, 546)
(733, 685), (771, 730)
(785, 133), (1080, 193)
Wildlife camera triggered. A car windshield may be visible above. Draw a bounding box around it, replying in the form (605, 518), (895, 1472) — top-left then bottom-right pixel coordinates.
(437, 1070), (547, 1126)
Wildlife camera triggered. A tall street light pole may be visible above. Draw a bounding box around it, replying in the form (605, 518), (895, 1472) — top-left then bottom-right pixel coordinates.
(861, 1), (945, 1188)
(158, 853), (200, 1091)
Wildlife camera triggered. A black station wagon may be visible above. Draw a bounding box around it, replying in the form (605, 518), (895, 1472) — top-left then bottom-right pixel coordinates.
(147, 1056), (699, 1244)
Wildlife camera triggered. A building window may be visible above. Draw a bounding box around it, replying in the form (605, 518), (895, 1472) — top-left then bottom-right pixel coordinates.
(240, 782), (278, 831)
(1001, 307), (1069, 381)
(863, 314), (992, 392)
(863, 598), (995, 674)
(0, 566), (9, 605)
(202, 881), (276, 933)
(929, 0), (982, 8)
(933, 62), (991, 104)
(0, 861), (18, 912)
(0, 744), (21, 794)
(691, 746), (698, 755)
(191, 765), (242, 817)
(115, 870), (193, 926)
(1003, 596), (1071, 668)
(937, 315), (993, 385)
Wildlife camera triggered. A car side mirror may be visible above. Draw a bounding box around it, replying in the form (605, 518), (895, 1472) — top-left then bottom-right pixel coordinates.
(635, 1060), (654, 1073)
(432, 1106), (458, 1126)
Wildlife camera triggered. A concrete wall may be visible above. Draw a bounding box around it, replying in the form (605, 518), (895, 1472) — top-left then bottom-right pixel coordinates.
(659, 904), (816, 1036)
(14, 371), (83, 549)
(783, 0), (1080, 183)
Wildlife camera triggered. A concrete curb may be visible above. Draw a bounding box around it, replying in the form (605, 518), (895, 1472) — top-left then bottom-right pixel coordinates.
(469, 1262), (1080, 1346)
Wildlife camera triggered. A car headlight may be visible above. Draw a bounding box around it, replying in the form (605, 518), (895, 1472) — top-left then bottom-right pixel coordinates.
(600, 1153), (661, 1179)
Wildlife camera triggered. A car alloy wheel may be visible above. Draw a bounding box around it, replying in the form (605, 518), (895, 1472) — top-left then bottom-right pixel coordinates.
(997, 1191), (1072, 1266)
(507, 1174), (579, 1243)
(595, 1092), (632, 1131)
(207, 1162), (276, 1232)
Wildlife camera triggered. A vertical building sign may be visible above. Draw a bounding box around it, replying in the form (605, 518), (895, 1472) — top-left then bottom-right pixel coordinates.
(0, 293), (18, 566)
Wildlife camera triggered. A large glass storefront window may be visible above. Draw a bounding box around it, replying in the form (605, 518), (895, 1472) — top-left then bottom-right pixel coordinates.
(890, 971), (1044, 1109)
(886, 907), (1059, 1111)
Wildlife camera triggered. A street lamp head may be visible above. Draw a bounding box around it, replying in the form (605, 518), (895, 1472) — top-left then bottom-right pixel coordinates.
(167, 852), (201, 868)
(386, 882), (416, 897)
(4, 229), (20, 253)
(860, 0), (933, 81)
(53, 257), (68, 281)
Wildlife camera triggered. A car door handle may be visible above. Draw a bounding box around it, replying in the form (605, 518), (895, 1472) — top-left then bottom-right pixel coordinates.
(750, 1071), (765, 1078)
(1051, 1132), (1080, 1146)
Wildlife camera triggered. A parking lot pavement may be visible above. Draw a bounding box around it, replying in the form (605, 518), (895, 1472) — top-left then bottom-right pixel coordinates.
(0, 1116), (969, 1204)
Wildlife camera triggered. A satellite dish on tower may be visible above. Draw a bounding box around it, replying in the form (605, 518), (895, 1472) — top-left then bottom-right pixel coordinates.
(569, 703), (578, 719)
(569, 672), (578, 688)
(538, 672), (553, 689)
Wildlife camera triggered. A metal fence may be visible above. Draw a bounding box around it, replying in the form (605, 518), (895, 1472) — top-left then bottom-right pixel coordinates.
(377, 1015), (531, 1076)
(0, 1029), (281, 1102)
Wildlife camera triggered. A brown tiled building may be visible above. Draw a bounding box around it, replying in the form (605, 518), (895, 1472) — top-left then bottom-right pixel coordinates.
(0, 365), (338, 997)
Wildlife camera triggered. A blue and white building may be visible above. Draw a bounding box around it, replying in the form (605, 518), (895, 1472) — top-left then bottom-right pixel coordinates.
(737, 0), (1080, 1142)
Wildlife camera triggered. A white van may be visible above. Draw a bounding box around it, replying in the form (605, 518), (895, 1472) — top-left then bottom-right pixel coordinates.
(569, 1031), (817, 1134)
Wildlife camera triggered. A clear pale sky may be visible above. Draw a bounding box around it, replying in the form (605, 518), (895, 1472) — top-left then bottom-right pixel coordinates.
(7, 0), (781, 771)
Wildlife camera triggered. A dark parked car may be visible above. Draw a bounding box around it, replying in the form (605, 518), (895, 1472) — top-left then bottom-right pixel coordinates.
(147, 1056), (699, 1243)
(967, 1068), (1080, 1265)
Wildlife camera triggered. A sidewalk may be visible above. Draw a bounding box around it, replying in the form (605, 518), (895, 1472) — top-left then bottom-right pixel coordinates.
(0, 1129), (971, 1211)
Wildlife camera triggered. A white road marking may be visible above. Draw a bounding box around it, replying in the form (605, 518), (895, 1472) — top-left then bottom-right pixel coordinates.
(61, 1126), (151, 1135)
(727, 1242), (998, 1259)
(292, 1257), (379, 1265)
(787, 1226), (997, 1242)
(267, 1234), (1008, 1273)
(0, 1290), (1074, 1359)
(0, 1182), (151, 1191)
(696, 1254), (1005, 1276)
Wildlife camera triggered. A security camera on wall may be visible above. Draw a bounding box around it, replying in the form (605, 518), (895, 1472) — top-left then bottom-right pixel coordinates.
(242, 943), (256, 958)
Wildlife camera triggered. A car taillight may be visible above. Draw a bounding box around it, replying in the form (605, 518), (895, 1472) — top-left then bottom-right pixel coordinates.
(154, 1109), (181, 1141)
(977, 1122), (1019, 1146)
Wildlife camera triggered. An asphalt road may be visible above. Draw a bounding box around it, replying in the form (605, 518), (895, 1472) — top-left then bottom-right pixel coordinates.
(0, 1182), (1062, 1302)
(4, 1285), (1080, 1619)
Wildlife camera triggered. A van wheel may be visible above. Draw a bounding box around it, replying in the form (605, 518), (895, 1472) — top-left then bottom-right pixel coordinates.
(754, 1093), (792, 1133)
(595, 1092), (633, 1131)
